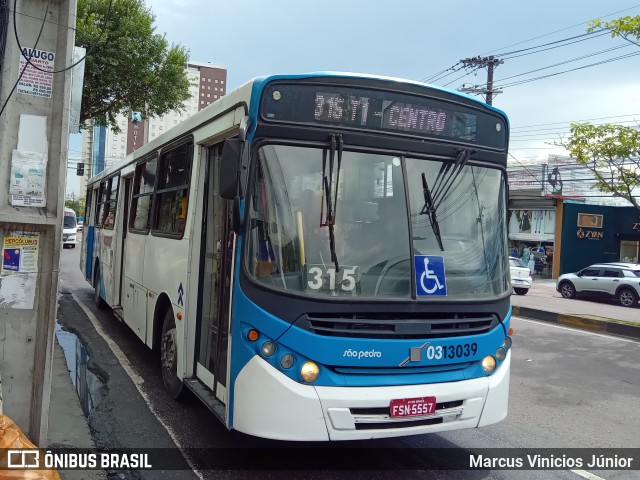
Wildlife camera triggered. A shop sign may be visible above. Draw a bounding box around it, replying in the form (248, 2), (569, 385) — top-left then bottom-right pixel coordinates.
(576, 228), (603, 240)
(577, 213), (603, 229)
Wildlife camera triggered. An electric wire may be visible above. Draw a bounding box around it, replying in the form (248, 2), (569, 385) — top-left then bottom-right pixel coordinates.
(494, 51), (640, 89)
(484, 45), (634, 86)
(0, 0), (50, 119)
(423, 5), (640, 87)
(480, 4), (640, 56)
(12, 0), (113, 74)
(500, 31), (612, 60)
(496, 30), (608, 58)
(0, 0), (113, 120)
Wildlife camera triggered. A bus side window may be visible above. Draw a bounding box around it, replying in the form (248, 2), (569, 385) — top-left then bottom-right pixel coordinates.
(130, 156), (157, 232)
(153, 141), (192, 237)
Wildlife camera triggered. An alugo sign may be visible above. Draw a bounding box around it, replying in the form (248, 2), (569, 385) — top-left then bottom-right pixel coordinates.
(576, 228), (603, 240)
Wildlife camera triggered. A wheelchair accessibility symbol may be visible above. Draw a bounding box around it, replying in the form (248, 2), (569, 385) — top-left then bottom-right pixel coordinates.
(414, 255), (447, 296)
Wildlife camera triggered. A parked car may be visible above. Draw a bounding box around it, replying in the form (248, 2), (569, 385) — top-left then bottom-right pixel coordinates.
(77, 220), (83, 232)
(556, 263), (640, 308)
(509, 256), (532, 295)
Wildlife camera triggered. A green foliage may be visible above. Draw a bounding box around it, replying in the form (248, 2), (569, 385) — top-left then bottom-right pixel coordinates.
(65, 197), (86, 218)
(565, 123), (640, 210)
(76, 0), (191, 131)
(572, 15), (640, 210)
(588, 15), (640, 44)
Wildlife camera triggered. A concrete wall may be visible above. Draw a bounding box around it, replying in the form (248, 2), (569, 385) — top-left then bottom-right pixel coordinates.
(0, 0), (76, 443)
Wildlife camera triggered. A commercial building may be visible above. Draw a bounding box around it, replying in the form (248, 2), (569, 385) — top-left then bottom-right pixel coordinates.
(558, 202), (640, 275)
(79, 62), (227, 194)
(507, 154), (636, 278)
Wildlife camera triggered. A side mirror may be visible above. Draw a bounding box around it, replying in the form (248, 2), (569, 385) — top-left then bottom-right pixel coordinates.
(232, 196), (242, 233)
(220, 139), (241, 200)
(576, 271), (583, 277)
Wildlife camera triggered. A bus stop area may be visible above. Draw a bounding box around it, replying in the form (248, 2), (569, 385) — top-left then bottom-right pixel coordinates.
(510, 278), (640, 339)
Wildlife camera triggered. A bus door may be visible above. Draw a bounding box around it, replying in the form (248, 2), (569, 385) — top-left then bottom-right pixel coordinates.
(118, 177), (132, 305)
(195, 143), (234, 406)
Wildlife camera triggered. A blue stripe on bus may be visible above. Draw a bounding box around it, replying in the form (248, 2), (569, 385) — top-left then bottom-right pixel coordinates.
(85, 226), (95, 281)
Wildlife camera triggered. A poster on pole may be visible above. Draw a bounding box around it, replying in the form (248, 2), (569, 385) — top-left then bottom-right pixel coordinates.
(2, 233), (40, 274)
(9, 150), (48, 207)
(17, 48), (55, 98)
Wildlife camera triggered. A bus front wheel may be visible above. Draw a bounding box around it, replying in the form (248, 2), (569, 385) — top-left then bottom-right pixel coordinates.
(160, 309), (184, 399)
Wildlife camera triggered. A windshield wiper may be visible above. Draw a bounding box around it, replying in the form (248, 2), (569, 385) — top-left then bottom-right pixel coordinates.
(320, 134), (343, 272)
(420, 173), (444, 251)
(420, 148), (474, 251)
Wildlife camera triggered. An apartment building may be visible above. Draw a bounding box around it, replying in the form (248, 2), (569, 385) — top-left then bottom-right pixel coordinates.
(79, 62), (227, 195)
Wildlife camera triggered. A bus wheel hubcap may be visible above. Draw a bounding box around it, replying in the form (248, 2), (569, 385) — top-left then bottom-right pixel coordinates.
(162, 329), (176, 371)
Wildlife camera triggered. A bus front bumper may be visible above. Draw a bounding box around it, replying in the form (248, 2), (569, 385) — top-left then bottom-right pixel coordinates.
(232, 351), (510, 441)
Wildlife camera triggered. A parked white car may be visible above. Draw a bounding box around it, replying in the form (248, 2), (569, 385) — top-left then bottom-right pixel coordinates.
(509, 256), (532, 295)
(556, 263), (640, 308)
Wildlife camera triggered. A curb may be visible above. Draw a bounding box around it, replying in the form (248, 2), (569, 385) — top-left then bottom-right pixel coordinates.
(511, 305), (640, 341)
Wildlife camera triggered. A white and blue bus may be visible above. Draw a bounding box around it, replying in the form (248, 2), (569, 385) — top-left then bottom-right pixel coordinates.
(81, 72), (512, 441)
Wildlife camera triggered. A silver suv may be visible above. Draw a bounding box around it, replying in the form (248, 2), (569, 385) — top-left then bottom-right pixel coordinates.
(556, 263), (640, 308)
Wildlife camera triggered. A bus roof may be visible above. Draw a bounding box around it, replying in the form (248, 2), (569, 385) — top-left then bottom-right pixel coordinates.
(87, 72), (508, 185)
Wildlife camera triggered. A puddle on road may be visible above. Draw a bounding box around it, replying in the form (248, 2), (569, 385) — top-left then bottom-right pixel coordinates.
(55, 322), (105, 417)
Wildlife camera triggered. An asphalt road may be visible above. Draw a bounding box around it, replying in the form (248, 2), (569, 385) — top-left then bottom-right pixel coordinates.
(56, 246), (640, 480)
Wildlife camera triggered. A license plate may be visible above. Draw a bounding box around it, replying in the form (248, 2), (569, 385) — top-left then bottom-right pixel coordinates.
(389, 396), (436, 417)
(514, 279), (523, 284)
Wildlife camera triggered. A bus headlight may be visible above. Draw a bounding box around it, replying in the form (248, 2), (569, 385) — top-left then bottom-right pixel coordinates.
(261, 341), (275, 357)
(300, 361), (319, 383)
(495, 347), (507, 361)
(503, 336), (512, 349)
(280, 354), (294, 369)
(482, 355), (496, 373)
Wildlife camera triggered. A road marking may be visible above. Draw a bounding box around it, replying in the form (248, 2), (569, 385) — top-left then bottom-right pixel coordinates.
(514, 317), (640, 345)
(571, 469), (607, 480)
(72, 293), (204, 480)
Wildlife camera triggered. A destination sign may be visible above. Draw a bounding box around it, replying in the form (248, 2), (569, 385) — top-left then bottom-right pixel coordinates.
(260, 83), (507, 149)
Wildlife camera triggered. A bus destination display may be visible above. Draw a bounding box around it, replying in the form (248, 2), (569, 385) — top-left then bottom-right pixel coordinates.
(314, 92), (455, 136)
(260, 83), (507, 148)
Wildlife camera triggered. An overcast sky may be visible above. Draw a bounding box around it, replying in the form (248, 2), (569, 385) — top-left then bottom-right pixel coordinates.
(67, 0), (640, 195)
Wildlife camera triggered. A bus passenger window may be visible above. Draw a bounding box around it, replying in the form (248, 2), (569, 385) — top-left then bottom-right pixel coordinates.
(130, 157), (157, 232)
(153, 141), (192, 237)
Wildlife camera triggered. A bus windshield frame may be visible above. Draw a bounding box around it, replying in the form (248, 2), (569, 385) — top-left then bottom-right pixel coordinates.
(242, 142), (510, 302)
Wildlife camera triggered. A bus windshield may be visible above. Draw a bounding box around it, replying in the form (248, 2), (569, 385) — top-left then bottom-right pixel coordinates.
(245, 144), (509, 300)
(64, 213), (77, 229)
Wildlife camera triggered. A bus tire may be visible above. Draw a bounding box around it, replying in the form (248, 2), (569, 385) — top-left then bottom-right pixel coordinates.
(160, 309), (184, 400)
(93, 264), (106, 309)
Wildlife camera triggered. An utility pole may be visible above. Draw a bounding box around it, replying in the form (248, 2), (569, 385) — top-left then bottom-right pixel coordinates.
(0, 0), (77, 444)
(459, 56), (504, 105)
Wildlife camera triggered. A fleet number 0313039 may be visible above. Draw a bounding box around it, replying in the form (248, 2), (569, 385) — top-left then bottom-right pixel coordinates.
(427, 343), (478, 360)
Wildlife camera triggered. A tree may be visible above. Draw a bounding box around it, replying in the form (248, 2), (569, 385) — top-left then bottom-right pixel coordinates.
(562, 16), (640, 211)
(76, 0), (191, 131)
(589, 15), (640, 47)
(565, 123), (640, 211)
(65, 198), (86, 218)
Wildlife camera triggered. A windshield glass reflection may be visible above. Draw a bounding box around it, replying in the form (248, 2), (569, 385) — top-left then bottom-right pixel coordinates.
(244, 145), (508, 300)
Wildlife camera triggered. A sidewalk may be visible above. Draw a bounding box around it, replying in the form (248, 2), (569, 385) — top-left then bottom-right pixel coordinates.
(510, 278), (640, 339)
(47, 339), (106, 480)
